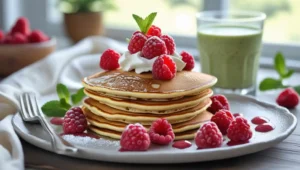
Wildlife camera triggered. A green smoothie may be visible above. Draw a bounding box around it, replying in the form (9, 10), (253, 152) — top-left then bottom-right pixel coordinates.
(197, 25), (262, 89)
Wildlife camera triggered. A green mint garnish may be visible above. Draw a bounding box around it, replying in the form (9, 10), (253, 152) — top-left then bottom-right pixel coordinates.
(41, 84), (86, 117)
(132, 12), (157, 34)
(274, 52), (294, 79)
(259, 78), (284, 91)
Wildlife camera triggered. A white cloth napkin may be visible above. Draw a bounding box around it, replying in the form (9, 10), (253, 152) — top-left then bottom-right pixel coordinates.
(0, 36), (127, 170)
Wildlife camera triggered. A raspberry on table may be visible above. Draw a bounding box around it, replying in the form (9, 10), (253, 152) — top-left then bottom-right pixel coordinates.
(276, 88), (299, 109)
(207, 95), (230, 114)
(28, 30), (49, 43)
(63, 107), (88, 134)
(147, 25), (162, 37)
(142, 36), (167, 59)
(180, 51), (195, 71)
(227, 116), (252, 142)
(11, 17), (31, 35)
(149, 118), (175, 145)
(161, 35), (175, 55)
(120, 123), (151, 151)
(152, 54), (177, 80)
(128, 32), (147, 54)
(211, 109), (235, 135)
(195, 122), (223, 149)
(99, 49), (121, 70)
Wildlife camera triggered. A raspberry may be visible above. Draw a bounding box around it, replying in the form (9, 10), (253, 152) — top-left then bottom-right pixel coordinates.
(10, 33), (28, 44)
(149, 118), (175, 145)
(28, 30), (49, 43)
(152, 54), (176, 80)
(128, 33), (147, 54)
(211, 109), (235, 135)
(63, 107), (88, 134)
(99, 49), (120, 70)
(207, 95), (230, 114)
(227, 117), (252, 142)
(147, 25), (162, 37)
(120, 123), (151, 151)
(195, 122), (223, 149)
(180, 51), (195, 71)
(11, 17), (31, 35)
(161, 35), (175, 55)
(0, 30), (4, 42)
(142, 36), (167, 59)
(276, 88), (299, 108)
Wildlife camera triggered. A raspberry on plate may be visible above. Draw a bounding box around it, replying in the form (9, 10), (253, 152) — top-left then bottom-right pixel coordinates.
(180, 51), (195, 71)
(99, 49), (120, 70)
(28, 30), (49, 43)
(0, 30), (4, 42)
(149, 118), (175, 145)
(207, 95), (230, 114)
(161, 35), (175, 55)
(63, 107), (88, 134)
(10, 17), (31, 35)
(276, 88), (299, 109)
(152, 54), (176, 80)
(142, 36), (167, 59)
(211, 109), (235, 135)
(147, 25), (162, 37)
(120, 123), (151, 151)
(227, 116), (252, 142)
(195, 122), (223, 149)
(128, 32), (147, 54)
(10, 33), (28, 44)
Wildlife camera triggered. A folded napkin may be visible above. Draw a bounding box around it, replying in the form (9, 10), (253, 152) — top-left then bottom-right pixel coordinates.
(0, 36), (127, 170)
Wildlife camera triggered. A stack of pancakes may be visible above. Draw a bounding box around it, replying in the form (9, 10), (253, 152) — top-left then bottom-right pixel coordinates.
(82, 70), (217, 140)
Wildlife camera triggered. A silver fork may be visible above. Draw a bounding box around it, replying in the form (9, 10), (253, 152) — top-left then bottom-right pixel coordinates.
(18, 92), (78, 154)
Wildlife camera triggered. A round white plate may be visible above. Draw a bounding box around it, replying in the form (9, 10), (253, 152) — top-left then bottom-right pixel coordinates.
(13, 94), (297, 164)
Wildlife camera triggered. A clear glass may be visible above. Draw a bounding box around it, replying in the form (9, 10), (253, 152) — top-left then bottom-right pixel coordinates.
(196, 11), (266, 95)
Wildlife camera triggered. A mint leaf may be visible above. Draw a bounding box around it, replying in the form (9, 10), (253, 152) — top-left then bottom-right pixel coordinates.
(126, 38), (130, 42)
(259, 78), (283, 91)
(71, 88), (86, 105)
(294, 86), (300, 95)
(132, 12), (157, 34)
(56, 84), (70, 103)
(132, 14), (145, 33)
(281, 70), (294, 79)
(41, 100), (69, 117)
(60, 98), (71, 110)
(274, 52), (286, 77)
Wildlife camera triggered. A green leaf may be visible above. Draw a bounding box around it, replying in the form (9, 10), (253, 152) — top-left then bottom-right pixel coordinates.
(132, 14), (145, 33)
(56, 84), (70, 103)
(41, 100), (69, 117)
(274, 52), (286, 77)
(60, 98), (72, 110)
(71, 88), (86, 105)
(281, 70), (294, 79)
(126, 38), (130, 42)
(259, 78), (283, 91)
(294, 86), (300, 95)
(132, 12), (157, 34)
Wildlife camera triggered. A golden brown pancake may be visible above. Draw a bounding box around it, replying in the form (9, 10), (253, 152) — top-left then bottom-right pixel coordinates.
(84, 88), (213, 114)
(83, 98), (212, 125)
(82, 70), (217, 100)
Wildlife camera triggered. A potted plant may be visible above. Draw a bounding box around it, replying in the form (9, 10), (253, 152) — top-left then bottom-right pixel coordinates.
(58, 0), (115, 43)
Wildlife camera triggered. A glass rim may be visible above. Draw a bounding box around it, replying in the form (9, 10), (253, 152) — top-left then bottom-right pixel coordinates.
(196, 10), (266, 22)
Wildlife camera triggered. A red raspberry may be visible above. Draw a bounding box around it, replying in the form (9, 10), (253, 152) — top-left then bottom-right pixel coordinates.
(207, 95), (230, 114)
(211, 109), (235, 135)
(142, 36), (167, 59)
(180, 51), (195, 71)
(128, 33), (147, 54)
(195, 122), (223, 149)
(149, 118), (175, 145)
(133, 31), (142, 35)
(161, 35), (175, 55)
(63, 107), (88, 134)
(147, 25), (162, 37)
(0, 30), (4, 42)
(276, 88), (299, 108)
(227, 117), (252, 142)
(99, 49), (120, 70)
(10, 33), (28, 44)
(152, 54), (176, 80)
(11, 17), (31, 35)
(28, 30), (49, 43)
(120, 124), (150, 151)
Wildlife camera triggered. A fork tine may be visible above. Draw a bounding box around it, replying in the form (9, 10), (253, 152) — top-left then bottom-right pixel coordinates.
(28, 93), (40, 117)
(19, 93), (29, 120)
(25, 93), (36, 118)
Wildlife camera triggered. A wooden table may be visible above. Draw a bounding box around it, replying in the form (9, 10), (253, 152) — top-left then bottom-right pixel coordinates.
(22, 68), (300, 170)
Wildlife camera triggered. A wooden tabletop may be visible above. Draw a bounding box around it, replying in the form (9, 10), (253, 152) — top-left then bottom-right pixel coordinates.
(23, 68), (300, 170)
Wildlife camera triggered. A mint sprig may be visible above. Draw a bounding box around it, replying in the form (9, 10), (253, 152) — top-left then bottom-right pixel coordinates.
(132, 12), (157, 34)
(259, 52), (299, 94)
(41, 84), (86, 117)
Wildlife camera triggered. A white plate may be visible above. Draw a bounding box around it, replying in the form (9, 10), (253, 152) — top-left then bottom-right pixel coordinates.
(13, 94), (297, 164)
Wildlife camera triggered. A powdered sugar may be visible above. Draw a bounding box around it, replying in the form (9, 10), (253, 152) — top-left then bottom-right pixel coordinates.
(62, 135), (120, 149)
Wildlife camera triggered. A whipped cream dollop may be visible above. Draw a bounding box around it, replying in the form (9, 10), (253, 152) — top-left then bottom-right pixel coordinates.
(119, 51), (186, 74)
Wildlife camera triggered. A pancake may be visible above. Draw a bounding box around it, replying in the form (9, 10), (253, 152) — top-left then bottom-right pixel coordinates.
(89, 125), (199, 141)
(82, 70), (217, 100)
(83, 106), (212, 133)
(84, 88), (213, 114)
(83, 98), (212, 125)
